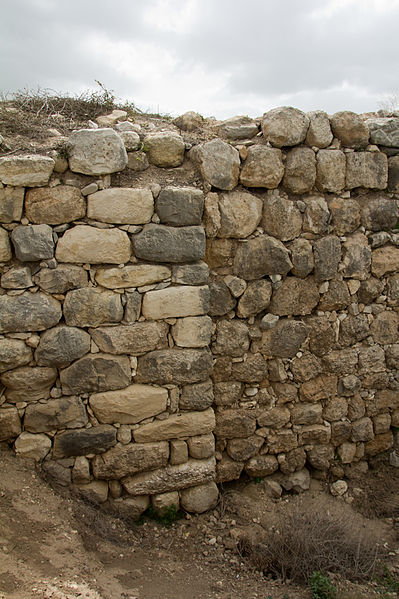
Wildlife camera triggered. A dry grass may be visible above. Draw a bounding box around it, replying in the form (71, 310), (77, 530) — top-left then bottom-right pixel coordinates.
(238, 498), (382, 584)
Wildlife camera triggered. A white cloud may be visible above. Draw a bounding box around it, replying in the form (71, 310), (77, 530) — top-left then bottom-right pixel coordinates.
(143, 0), (199, 33)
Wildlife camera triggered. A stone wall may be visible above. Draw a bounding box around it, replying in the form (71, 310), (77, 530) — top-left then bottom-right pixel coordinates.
(0, 106), (398, 513)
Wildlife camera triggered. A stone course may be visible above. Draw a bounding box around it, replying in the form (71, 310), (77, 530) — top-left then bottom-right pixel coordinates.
(0, 107), (398, 516)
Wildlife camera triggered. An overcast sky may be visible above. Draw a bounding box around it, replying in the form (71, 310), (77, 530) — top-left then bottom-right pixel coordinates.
(1, 0), (399, 119)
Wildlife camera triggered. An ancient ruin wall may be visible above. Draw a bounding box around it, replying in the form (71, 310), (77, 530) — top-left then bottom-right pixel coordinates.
(0, 107), (398, 514)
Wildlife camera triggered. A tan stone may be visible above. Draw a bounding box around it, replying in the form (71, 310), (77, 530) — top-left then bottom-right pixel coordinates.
(216, 453), (244, 483)
(90, 384), (168, 424)
(316, 150), (346, 193)
(245, 455), (278, 478)
(180, 481), (218, 513)
(14, 432), (51, 461)
(338, 442), (357, 464)
(372, 246), (399, 278)
(95, 264), (170, 289)
(0, 155), (54, 186)
(190, 139), (240, 191)
(56, 225), (131, 264)
(145, 131), (185, 167)
(87, 188), (154, 224)
(329, 198), (361, 236)
(300, 375), (337, 402)
(305, 111), (333, 148)
(1, 366), (57, 403)
(262, 193), (302, 242)
(123, 457), (216, 495)
(283, 147), (316, 194)
(151, 491), (180, 515)
(323, 397), (348, 422)
(214, 410), (256, 439)
(351, 417), (374, 442)
(187, 434), (215, 459)
(76, 481), (108, 504)
(0, 407), (21, 441)
(268, 276), (319, 316)
(262, 107), (309, 147)
(330, 111), (369, 148)
(92, 441), (169, 479)
(0, 339), (32, 373)
(226, 435), (263, 461)
(66, 128), (127, 175)
(142, 285), (209, 319)
(64, 288), (123, 328)
(171, 316), (212, 348)
(370, 311), (398, 345)
(266, 430), (298, 454)
(218, 191), (262, 238)
(291, 403), (322, 425)
(239, 146), (284, 188)
(346, 152), (388, 189)
(25, 186), (86, 224)
(257, 407), (290, 429)
(170, 439), (188, 465)
(0, 187), (24, 223)
(0, 227), (11, 261)
(365, 432), (393, 457)
(89, 322), (168, 355)
(133, 408), (215, 442)
(298, 425), (331, 445)
(302, 195), (330, 234)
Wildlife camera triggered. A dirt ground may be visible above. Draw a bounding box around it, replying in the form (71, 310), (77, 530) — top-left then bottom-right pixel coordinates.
(1, 445), (399, 599)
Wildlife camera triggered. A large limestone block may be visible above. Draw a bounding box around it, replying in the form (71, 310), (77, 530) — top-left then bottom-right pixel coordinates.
(262, 193), (302, 241)
(180, 482), (219, 513)
(11, 224), (54, 261)
(346, 152), (388, 189)
(262, 107), (309, 147)
(33, 264), (89, 294)
(0, 406), (21, 441)
(144, 131), (185, 167)
(1, 366), (57, 402)
(268, 277), (319, 316)
(330, 111), (369, 148)
(53, 424), (117, 458)
(156, 187), (204, 226)
(60, 354), (131, 395)
(92, 441), (169, 479)
(0, 339), (32, 373)
(171, 316), (212, 348)
(305, 111), (333, 148)
(0, 227), (11, 261)
(14, 432), (51, 461)
(282, 147), (316, 194)
(214, 409), (256, 439)
(133, 408), (215, 442)
(190, 139), (240, 190)
(64, 288), (123, 328)
(0, 292), (61, 333)
(35, 326), (91, 367)
(24, 396), (88, 432)
(0, 187), (24, 222)
(366, 117), (399, 147)
(237, 280), (273, 317)
(90, 384), (168, 425)
(233, 235), (292, 280)
(66, 128), (128, 175)
(25, 186), (86, 224)
(133, 224), (205, 263)
(372, 246), (399, 277)
(122, 457), (216, 495)
(256, 320), (309, 358)
(142, 285), (209, 319)
(87, 188), (154, 224)
(135, 349), (212, 385)
(239, 146), (284, 188)
(316, 150), (346, 193)
(0, 155), (54, 186)
(217, 115), (258, 140)
(56, 225), (131, 264)
(218, 191), (263, 238)
(95, 264), (170, 289)
(90, 322), (168, 355)
(314, 235), (341, 281)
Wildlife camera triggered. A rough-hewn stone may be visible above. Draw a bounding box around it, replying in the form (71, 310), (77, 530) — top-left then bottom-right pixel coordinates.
(372, 246), (399, 277)
(66, 128), (128, 175)
(144, 131), (185, 167)
(64, 288), (123, 327)
(180, 481), (219, 513)
(209, 277), (235, 316)
(233, 235), (292, 280)
(0, 186), (24, 222)
(35, 326), (91, 367)
(53, 425), (117, 458)
(93, 441), (169, 479)
(217, 115), (258, 140)
(190, 139), (240, 190)
(257, 320), (309, 358)
(215, 410), (256, 439)
(90, 322), (168, 355)
(366, 117), (399, 147)
(289, 238), (314, 278)
(136, 349), (212, 385)
(172, 262), (209, 286)
(180, 380), (214, 411)
(302, 195), (330, 234)
(133, 224), (205, 263)
(245, 455), (278, 477)
(0, 406), (21, 441)
(1, 266), (33, 289)
(142, 285), (209, 319)
(262, 107), (309, 147)
(0, 155), (54, 186)
(56, 225), (131, 264)
(60, 354), (131, 395)
(237, 279), (272, 317)
(0, 293), (61, 333)
(0, 339), (32, 373)
(24, 396), (88, 432)
(239, 146), (284, 188)
(171, 316), (212, 348)
(283, 147), (316, 194)
(269, 276), (319, 316)
(0, 227), (11, 261)
(329, 198), (360, 235)
(360, 194), (398, 231)
(14, 432), (51, 461)
(11, 224), (54, 261)
(87, 188), (153, 224)
(1, 366), (57, 402)
(341, 234), (371, 280)
(25, 186), (86, 224)
(133, 408), (215, 443)
(212, 320), (249, 357)
(314, 235), (341, 281)
(346, 152), (388, 189)
(306, 111), (333, 148)
(95, 264), (170, 289)
(262, 193), (302, 241)
(316, 149), (346, 193)
(90, 384), (168, 425)
(33, 265), (89, 294)
(330, 111), (369, 148)
(156, 187), (204, 226)
(218, 191), (263, 238)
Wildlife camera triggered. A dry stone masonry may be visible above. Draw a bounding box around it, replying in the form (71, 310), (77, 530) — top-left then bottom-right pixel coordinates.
(0, 106), (398, 514)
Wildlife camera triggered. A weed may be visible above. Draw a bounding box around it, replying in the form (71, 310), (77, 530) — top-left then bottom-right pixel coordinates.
(309, 571), (337, 599)
(376, 565), (399, 595)
(144, 504), (182, 527)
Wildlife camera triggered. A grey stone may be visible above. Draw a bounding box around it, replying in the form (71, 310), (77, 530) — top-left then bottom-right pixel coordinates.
(257, 320), (309, 358)
(123, 291), (142, 323)
(346, 152), (388, 189)
(218, 191), (263, 238)
(308, 316), (336, 356)
(0, 187), (24, 222)
(180, 481), (219, 514)
(180, 380), (214, 411)
(289, 238), (314, 278)
(63, 288), (123, 327)
(262, 107), (309, 147)
(209, 277), (235, 316)
(237, 279), (272, 317)
(24, 396), (88, 432)
(90, 384), (168, 425)
(316, 150), (346, 193)
(25, 186), (86, 225)
(366, 117), (399, 147)
(329, 198), (361, 235)
(268, 276), (319, 316)
(339, 314), (370, 347)
(190, 139), (240, 190)
(358, 277), (384, 304)
(262, 193), (302, 242)
(1, 266), (33, 289)
(305, 111), (333, 148)
(135, 349), (212, 385)
(330, 111), (369, 148)
(60, 354), (131, 394)
(359, 194), (398, 231)
(172, 262), (209, 285)
(282, 147), (316, 194)
(226, 435), (263, 461)
(1, 366), (57, 402)
(302, 195), (330, 234)
(0, 406), (21, 441)
(173, 111), (204, 131)
(212, 320), (249, 357)
(0, 292), (61, 333)
(0, 155), (55, 187)
(314, 235), (341, 281)
(215, 410), (256, 439)
(89, 322), (168, 355)
(217, 115), (258, 140)
(119, 130), (140, 151)
(342, 234), (371, 280)
(87, 188), (154, 224)
(35, 326), (91, 367)
(33, 264), (89, 294)
(144, 131), (185, 167)
(53, 424), (117, 458)
(92, 441), (169, 479)
(388, 156), (399, 192)
(133, 224), (205, 263)
(66, 128), (128, 175)
(371, 310), (399, 345)
(156, 187), (204, 226)
(318, 279), (351, 311)
(0, 339), (32, 373)
(127, 151), (149, 171)
(233, 235), (292, 280)
(231, 353), (268, 383)
(11, 224), (54, 261)
(239, 146), (284, 188)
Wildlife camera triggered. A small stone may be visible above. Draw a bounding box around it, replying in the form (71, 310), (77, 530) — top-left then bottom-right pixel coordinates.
(330, 479), (348, 496)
